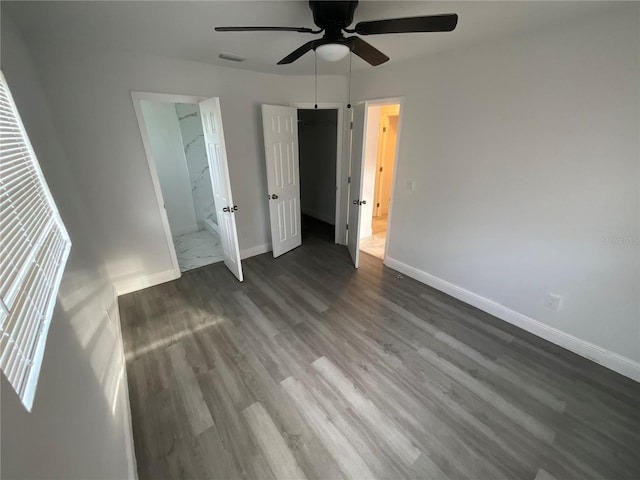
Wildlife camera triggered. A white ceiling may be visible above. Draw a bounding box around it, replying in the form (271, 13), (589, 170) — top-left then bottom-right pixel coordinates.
(4, 1), (617, 76)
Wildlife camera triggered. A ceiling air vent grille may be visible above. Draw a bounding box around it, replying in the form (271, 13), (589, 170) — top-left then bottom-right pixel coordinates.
(218, 52), (246, 62)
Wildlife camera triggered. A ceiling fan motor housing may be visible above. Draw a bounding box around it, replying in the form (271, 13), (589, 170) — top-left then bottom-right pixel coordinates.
(309, 0), (358, 38)
(216, 1), (457, 66)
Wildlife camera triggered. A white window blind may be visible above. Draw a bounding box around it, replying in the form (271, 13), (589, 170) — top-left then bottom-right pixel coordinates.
(0, 70), (71, 411)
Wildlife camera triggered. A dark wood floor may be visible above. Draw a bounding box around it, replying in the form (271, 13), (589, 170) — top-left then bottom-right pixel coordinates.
(119, 220), (640, 480)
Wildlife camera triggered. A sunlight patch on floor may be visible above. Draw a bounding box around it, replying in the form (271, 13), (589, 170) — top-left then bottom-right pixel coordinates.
(125, 315), (225, 362)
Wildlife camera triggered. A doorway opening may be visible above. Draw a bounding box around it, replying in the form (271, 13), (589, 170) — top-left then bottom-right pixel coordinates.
(132, 92), (244, 281)
(359, 104), (400, 260)
(138, 100), (222, 272)
(346, 98), (403, 268)
(298, 108), (338, 243)
(261, 103), (344, 258)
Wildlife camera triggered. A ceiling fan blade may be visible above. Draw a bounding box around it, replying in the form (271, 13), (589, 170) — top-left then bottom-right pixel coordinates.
(353, 14), (458, 35)
(215, 26), (317, 33)
(277, 39), (320, 65)
(348, 37), (389, 66)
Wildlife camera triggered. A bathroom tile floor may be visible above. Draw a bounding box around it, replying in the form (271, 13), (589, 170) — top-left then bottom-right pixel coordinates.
(173, 229), (224, 272)
(360, 215), (388, 260)
(359, 232), (386, 259)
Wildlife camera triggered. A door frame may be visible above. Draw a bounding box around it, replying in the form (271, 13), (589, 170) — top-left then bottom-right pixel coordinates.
(373, 112), (396, 217)
(131, 91), (207, 279)
(349, 96), (405, 262)
(292, 102), (344, 244)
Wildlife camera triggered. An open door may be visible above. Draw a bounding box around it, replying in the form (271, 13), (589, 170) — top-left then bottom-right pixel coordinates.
(261, 105), (302, 258)
(199, 97), (243, 281)
(347, 103), (367, 268)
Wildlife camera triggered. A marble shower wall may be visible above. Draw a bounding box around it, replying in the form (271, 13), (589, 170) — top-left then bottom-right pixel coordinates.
(175, 103), (217, 228)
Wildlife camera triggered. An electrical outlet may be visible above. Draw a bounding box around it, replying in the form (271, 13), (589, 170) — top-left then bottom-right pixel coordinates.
(544, 294), (563, 311)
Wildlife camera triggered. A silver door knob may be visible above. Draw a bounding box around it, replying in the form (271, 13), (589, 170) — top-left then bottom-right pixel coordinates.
(353, 199), (358, 205)
(271, 194), (279, 200)
(223, 206), (230, 212)
(360, 200), (367, 205)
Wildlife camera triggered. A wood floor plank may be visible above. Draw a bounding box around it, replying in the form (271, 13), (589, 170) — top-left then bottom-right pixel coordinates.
(232, 290), (279, 338)
(534, 467), (558, 480)
(166, 342), (215, 436)
(244, 272), (305, 326)
(281, 376), (378, 480)
(197, 367), (262, 479)
(409, 453), (451, 480)
(120, 218), (640, 480)
(243, 402), (308, 480)
(416, 346), (556, 443)
(434, 330), (567, 413)
(278, 274), (330, 313)
(312, 356), (421, 466)
(419, 292), (515, 343)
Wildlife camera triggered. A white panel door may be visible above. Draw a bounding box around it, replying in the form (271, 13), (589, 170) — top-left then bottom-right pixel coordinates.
(261, 105), (302, 258)
(199, 97), (243, 281)
(347, 103), (367, 268)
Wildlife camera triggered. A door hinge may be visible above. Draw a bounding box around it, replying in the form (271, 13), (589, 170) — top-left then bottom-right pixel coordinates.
(383, 127), (387, 133)
(377, 202), (380, 207)
(379, 167), (383, 172)
(346, 224), (349, 230)
(347, 176), (351, 184)
(350, 121), (353, 130)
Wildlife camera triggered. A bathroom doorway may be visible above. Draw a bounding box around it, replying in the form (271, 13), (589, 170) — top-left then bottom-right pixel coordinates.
(132, 92), (242, 278)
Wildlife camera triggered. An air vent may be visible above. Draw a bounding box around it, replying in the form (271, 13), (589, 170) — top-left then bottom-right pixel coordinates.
(218, 52), (246, 62)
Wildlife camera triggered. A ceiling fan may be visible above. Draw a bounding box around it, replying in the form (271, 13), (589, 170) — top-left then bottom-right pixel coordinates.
(215, 1), (458, 66)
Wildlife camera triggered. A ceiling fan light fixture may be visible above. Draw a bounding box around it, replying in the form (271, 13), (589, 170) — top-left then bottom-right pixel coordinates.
(315, 43), (350, 62)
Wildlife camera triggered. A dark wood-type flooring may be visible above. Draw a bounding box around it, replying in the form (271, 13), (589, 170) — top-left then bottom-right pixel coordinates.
(119, 219), (640, 480)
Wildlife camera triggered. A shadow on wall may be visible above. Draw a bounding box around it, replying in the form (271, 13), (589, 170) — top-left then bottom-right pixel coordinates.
(60, 266), (126, 416)
(0, 12), (134, 479)
(1, 249), (133, 479)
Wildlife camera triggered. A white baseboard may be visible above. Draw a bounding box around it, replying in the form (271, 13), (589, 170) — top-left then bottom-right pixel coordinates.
(384, 256), (640, 383)
(115, 243), (271, 295)
(115, 269), (179, 296)
(241, 243), (272, 260)
(106, 294), (138, 478)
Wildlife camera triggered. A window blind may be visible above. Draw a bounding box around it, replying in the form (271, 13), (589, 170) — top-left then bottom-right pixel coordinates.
(0, 70), (71, 411)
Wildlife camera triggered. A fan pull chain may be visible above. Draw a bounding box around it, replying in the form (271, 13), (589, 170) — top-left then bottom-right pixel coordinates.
(314, 50), (318, 109)
(347, 52), (352, 109)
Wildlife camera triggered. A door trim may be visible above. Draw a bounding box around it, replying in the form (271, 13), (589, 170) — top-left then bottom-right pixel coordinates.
(292, 102), (344, 245)
(349, 97), (405, 262)
(131, 91), (207, 279)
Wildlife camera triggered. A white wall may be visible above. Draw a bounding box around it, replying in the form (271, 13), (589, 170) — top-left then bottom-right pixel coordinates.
(360, 105), (381, 239)
(298, 109), (337, 225)
(352, 4), (640, 377)
(19, 40), (346, 293)
(140, 100), (199, 236)
(0, 14), (136, 479)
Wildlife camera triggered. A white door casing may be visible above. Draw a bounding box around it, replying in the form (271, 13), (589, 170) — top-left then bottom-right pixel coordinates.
(199, 97), (243, 281)
(261, 105), (302, 258)
(347, 103), (367, 268)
